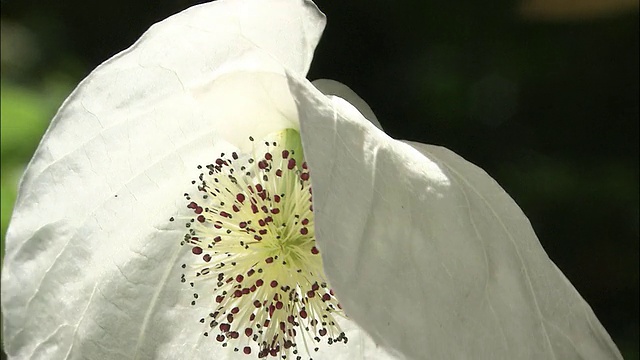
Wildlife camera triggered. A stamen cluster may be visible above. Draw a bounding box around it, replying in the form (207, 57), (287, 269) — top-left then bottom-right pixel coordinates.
(174, 133), (347, 359)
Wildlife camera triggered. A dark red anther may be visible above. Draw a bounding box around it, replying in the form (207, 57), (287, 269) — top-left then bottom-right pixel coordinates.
(311, 246), (319, 255)
(270, 280), (278, 288)
(282, 150), (289, 158)
(236, 193), (245, 203)
(192, 247), (203, 255)
(219, 323), (230, 332)
(197, 215), (205, 223)
(287, 158), (296, 170)
(300, 227), (308, 235)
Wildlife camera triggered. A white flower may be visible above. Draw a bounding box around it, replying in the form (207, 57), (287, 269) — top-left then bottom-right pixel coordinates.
(0, 1), (621, 360)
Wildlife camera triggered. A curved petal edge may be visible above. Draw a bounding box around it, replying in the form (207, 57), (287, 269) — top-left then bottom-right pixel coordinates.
(288, 73), (623, 360)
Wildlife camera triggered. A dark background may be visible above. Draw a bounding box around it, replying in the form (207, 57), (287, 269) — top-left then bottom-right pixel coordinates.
(1, 0), (638, 358)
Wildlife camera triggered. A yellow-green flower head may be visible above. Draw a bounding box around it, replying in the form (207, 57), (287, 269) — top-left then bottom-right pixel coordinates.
(175, 130), (345, 358)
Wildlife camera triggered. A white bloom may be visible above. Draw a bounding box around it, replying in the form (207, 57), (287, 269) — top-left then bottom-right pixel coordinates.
(0, 1), (621, 360)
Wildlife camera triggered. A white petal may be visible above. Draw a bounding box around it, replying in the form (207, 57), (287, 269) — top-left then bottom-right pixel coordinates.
(0, 1), (333, 359)
(312, 79), (382, 129)
(132, 0), (324, 79)
(290, 75), (623, 360)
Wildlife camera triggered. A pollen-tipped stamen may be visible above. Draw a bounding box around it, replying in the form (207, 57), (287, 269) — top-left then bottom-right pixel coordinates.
(174, 129), (347, 359)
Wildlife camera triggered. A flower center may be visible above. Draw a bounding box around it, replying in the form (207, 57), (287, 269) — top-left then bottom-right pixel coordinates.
(174, 129), (347, 358)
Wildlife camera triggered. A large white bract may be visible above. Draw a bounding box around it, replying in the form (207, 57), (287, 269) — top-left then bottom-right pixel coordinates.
(1, 0), (622, 359)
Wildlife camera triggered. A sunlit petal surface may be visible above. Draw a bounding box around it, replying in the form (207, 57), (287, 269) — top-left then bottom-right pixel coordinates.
(1, 1), (397, 359)
(290, 74), (623, 360)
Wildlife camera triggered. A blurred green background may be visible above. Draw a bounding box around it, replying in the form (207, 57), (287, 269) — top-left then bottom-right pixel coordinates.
(1, 0), (638, 358)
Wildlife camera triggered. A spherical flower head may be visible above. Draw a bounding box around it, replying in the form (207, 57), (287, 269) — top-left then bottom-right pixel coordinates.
(175, 129), (345, 358)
